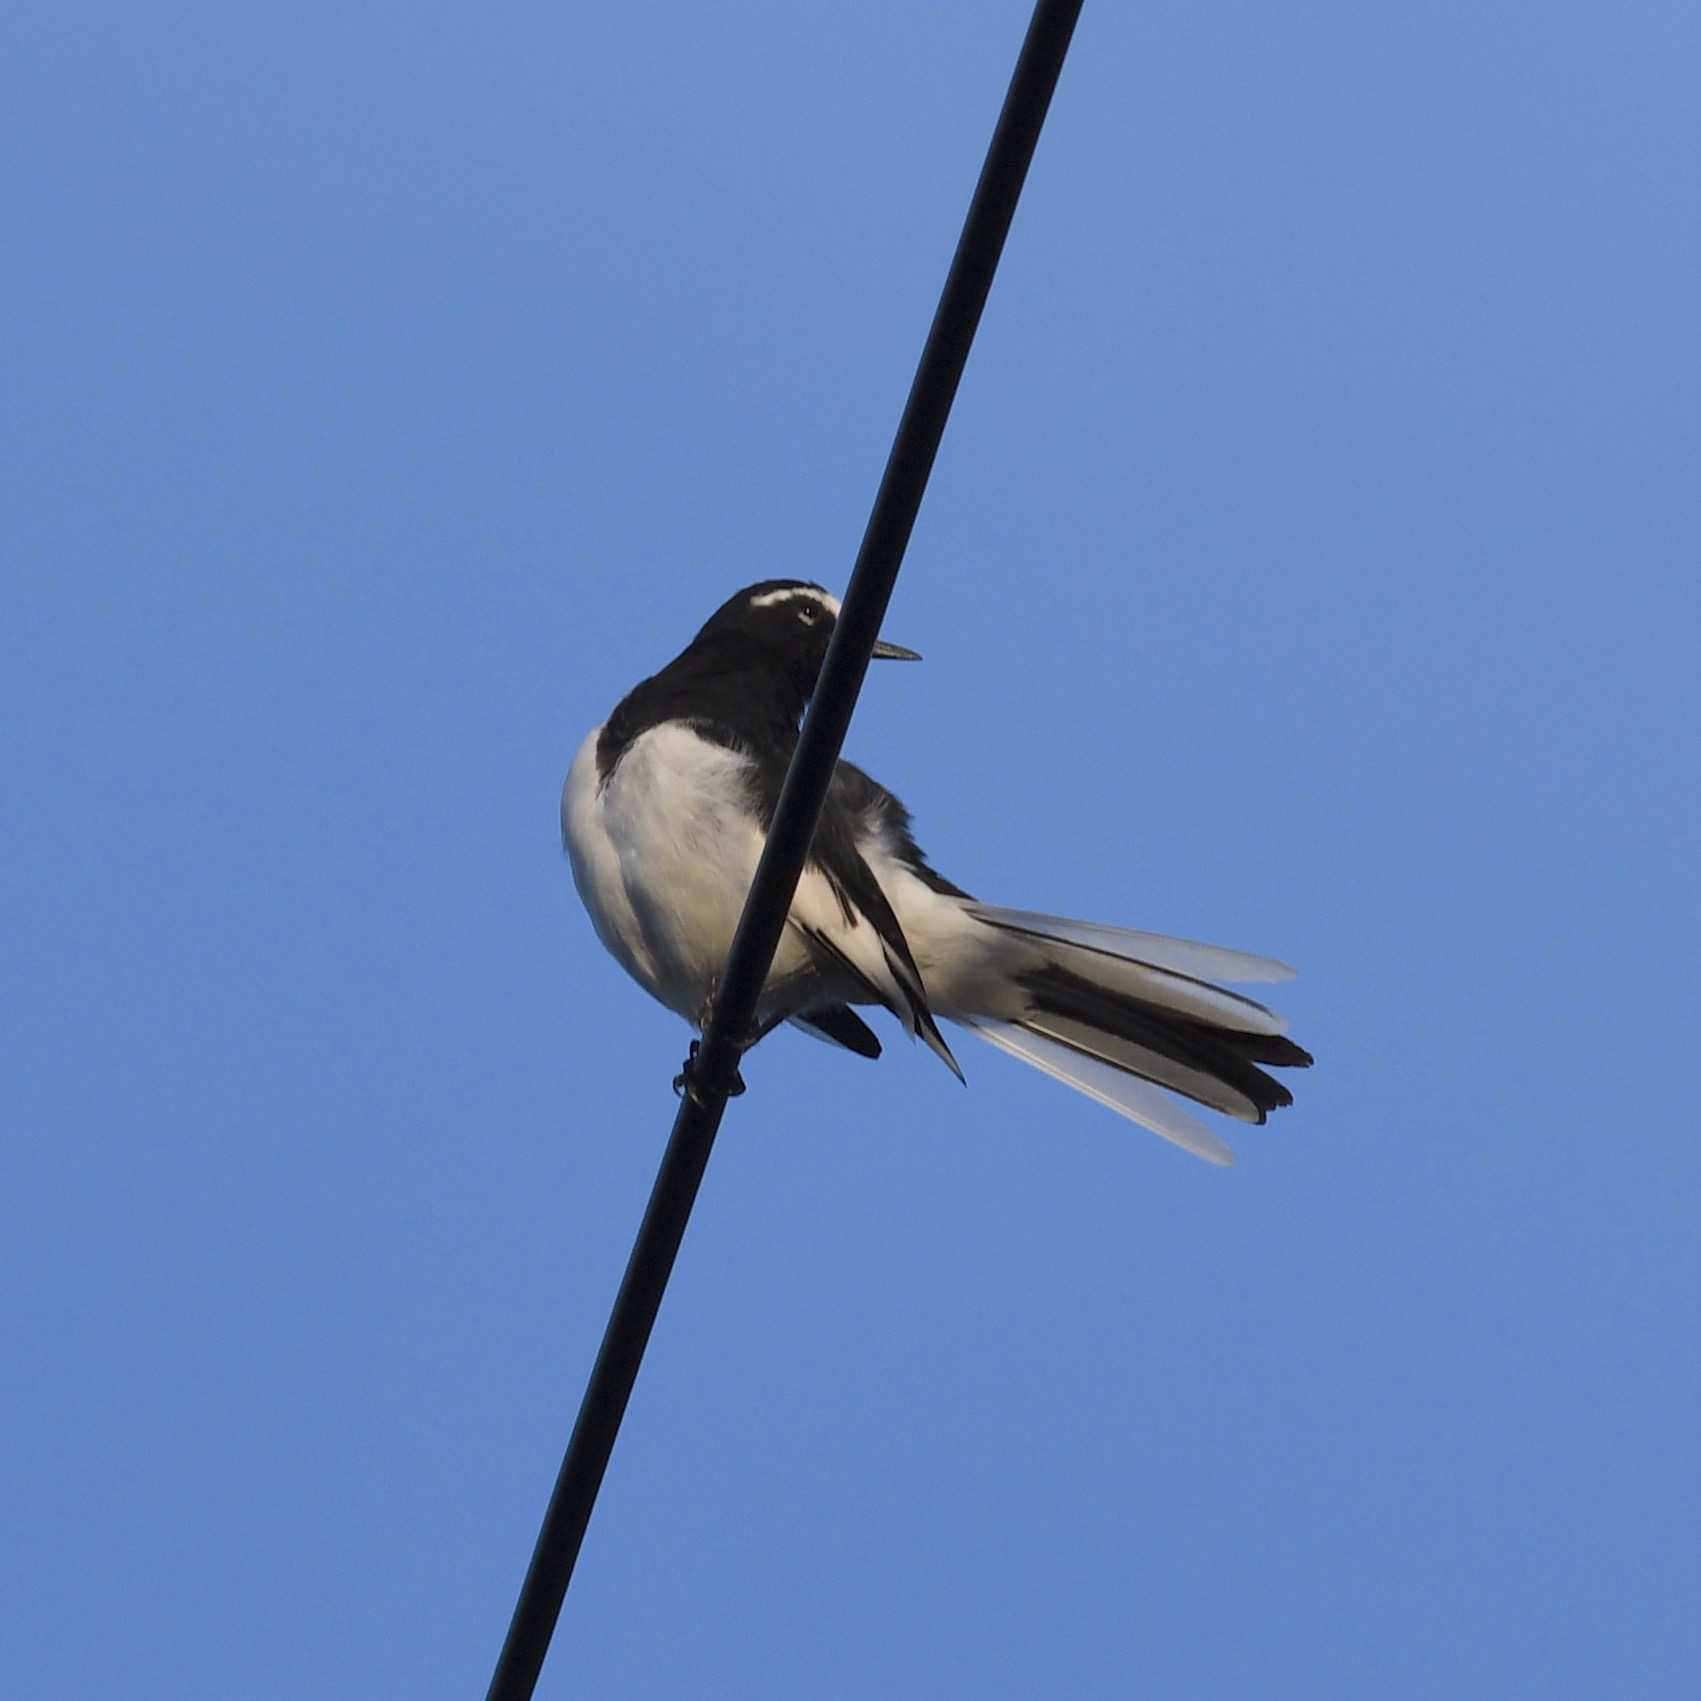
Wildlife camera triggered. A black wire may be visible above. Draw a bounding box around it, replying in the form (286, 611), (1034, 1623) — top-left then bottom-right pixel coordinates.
(486, 5), (1083, 1695)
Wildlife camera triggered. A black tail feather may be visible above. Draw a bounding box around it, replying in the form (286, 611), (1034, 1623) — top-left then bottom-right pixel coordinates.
(1019, 964), (1313, 1124)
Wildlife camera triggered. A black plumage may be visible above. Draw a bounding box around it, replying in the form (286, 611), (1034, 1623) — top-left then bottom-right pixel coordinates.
(564, 578), (1313, 1164)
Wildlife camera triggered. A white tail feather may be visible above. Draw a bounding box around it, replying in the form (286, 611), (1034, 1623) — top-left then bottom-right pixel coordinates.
(967, 904), (1295, 987)
(963, 1019), (1236, 1166)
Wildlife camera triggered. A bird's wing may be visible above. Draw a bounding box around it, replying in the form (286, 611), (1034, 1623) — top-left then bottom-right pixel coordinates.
(830, 760), (972, 897)
(772, 756), (962, 1082)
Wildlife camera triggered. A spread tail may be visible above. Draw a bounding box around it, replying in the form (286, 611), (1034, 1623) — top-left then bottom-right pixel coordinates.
(958, 905), (1313, 1164)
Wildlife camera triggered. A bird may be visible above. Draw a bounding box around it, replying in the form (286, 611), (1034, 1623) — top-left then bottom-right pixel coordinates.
(562, 579), (1311, 1164)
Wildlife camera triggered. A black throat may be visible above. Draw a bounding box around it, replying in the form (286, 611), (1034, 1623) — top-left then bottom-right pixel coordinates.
(596, 630), (818, 783)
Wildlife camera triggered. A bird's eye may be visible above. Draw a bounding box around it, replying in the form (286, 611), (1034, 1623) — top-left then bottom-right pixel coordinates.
(797, 604), (820, 625)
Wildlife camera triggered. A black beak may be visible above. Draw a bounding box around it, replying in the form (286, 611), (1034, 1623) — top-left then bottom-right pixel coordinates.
(871, 639), (922, 661)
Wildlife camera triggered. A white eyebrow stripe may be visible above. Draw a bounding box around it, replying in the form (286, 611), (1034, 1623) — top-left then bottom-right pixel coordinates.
(749, 586), (841, 616)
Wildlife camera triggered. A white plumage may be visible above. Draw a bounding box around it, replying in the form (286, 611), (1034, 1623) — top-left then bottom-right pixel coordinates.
(565, 722), (950, 1051)
(564, 685), (1308, 1165)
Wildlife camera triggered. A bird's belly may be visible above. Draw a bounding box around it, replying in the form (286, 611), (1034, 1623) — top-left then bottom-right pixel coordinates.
(564, 723), (781, 1024)
(562, 731), (653, 993)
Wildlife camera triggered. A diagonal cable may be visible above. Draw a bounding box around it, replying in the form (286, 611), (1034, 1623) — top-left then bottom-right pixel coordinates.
(488, 5), (1083, 1695)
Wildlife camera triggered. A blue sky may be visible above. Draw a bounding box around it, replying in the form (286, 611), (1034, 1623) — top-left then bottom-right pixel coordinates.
(5, 3), (1697, 1696)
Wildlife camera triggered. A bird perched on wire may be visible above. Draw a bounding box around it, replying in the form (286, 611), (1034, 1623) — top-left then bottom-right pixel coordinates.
(562, 580), (1311, 1164)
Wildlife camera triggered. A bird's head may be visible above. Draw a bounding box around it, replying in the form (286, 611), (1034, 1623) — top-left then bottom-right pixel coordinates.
(696, 580), (920, 696)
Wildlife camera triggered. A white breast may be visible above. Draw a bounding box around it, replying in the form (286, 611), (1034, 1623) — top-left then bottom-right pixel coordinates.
(562, 722), (776, 1024)
(562, 720), (951, 1034)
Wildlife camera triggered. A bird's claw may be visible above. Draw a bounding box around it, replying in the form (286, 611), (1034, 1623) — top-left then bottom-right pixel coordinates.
(673, 1039), (746, 1107)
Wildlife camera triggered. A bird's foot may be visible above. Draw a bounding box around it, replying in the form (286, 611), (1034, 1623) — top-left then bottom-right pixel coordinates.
(673, 1039), (746, 1108)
